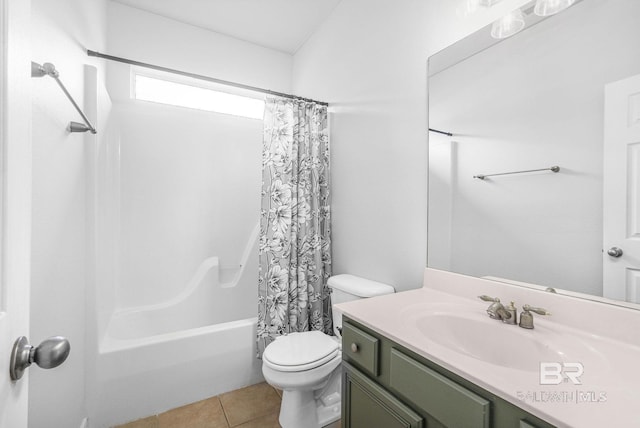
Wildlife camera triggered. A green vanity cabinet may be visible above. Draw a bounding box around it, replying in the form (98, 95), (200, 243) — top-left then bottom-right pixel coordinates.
(343, 362), (424, 428)
(341, 318), (556, 428)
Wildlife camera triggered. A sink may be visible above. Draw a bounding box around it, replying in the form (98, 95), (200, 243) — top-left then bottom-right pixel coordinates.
(412, 311), (582, 372)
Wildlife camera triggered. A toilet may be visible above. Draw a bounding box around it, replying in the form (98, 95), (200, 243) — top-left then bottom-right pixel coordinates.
(262, 274), (395, 428)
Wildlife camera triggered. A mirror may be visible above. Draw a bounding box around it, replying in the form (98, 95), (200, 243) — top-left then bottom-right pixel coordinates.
(427, 0), (640, 308)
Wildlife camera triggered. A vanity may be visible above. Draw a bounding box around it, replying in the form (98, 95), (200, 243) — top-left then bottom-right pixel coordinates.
(341, 318), (553, 428)
(336, 269), (640, 428)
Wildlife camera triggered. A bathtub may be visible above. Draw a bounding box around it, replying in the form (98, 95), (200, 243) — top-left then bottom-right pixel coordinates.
(92, 226), (263, 428)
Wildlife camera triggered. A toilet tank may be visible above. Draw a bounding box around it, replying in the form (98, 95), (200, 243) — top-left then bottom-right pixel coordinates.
(328, 274), (395, 337)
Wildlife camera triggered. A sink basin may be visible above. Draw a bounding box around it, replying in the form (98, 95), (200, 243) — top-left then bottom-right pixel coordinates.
(413, 312), (580, 372)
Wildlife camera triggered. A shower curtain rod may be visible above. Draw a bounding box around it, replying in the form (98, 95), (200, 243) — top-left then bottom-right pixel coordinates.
(87, 50), (329, 106)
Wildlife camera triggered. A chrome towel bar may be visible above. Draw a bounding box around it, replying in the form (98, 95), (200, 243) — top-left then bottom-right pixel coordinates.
(429, 128), (453, 137)
(31, 61), (97, 134)
(474, 165), (560, 180)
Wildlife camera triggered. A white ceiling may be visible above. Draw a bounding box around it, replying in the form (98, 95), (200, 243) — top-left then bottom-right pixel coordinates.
(111, 0), (342, 54)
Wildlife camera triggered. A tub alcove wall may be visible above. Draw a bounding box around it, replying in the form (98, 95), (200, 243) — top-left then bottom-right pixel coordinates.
(86, 3), (294, 426)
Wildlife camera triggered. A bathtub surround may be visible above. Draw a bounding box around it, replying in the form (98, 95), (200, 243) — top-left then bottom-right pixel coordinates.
(258, 97), (332, 356)
(87, 4), (299, 427)
(91, 45), (265, 428)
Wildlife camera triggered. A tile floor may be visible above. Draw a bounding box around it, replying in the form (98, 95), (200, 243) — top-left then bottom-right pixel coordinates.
(114, 382), (341, 428)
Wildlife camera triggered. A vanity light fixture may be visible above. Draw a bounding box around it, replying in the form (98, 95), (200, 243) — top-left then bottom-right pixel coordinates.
(534, 0), (575, 16)
(488, 0), (577, 40)
(490, 8), (525, 39)
(458, 0), (503, 17)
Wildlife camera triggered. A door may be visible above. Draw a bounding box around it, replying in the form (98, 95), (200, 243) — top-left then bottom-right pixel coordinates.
(0, 0), (32, 426)
(603, 73), (640, 303)
(343, 363), (424, 428)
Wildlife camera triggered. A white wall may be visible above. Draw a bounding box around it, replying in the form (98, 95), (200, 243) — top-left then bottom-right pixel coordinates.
(107, 2), (293, 94)
(29, 0), (109, 427)
(292, 0), (530, 292)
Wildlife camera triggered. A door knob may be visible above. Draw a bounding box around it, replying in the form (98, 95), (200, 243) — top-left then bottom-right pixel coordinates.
(607, 247), (624, 258)
(9, 336), (71, 381)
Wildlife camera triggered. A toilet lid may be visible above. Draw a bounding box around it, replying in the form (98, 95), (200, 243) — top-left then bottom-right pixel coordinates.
(263, 331), (340, 372)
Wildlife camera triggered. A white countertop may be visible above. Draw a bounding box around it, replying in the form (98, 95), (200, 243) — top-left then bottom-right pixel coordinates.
(336, 270), (640, 428)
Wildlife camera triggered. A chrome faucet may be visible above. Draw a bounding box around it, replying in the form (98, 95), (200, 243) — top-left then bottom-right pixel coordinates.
(478, 295), (513, 323)
(519, 304), (551, 329)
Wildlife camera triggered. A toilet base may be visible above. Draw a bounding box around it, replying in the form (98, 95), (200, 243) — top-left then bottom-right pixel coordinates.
(279, 389), (319, 428)
(278, 366), (342, 428)
(315, 365), (341, 427)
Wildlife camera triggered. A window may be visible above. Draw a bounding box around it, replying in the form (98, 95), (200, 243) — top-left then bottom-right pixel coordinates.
(133, 74), (265, 120)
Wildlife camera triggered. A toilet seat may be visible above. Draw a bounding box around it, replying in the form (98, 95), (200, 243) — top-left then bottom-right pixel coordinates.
(263, 331), (340, 372)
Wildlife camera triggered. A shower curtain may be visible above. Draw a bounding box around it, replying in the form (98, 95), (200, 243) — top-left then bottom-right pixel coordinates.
(257, 97), (332, 357)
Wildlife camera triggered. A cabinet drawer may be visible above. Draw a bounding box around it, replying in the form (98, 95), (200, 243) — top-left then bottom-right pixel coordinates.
(342, 322), (380, 376)
(389, 349), (490, 428)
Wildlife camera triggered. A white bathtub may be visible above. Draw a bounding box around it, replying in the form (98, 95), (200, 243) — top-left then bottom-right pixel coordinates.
(92, 228), (263, 427)
(94, 318), (262, 427)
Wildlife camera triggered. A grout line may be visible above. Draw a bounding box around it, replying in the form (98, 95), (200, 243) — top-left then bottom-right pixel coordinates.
(217, 395), (232, 428)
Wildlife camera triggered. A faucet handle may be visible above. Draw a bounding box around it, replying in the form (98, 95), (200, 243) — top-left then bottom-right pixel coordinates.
(522, 304), (551, 316)
(479, 296), (509, 320)
(519, 304), (551, 329)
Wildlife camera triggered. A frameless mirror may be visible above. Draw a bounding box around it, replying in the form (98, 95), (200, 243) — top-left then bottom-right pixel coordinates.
(427, 0), (640, 308)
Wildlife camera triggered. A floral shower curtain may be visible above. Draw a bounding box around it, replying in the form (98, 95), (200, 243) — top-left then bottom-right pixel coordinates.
(257, 97), (332, 357)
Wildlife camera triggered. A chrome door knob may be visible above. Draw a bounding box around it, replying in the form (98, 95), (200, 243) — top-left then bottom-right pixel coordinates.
(9, 336), (71, 381)
(607, 247), (624, 258)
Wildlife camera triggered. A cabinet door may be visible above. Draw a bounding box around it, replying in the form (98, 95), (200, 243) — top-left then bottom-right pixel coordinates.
(389, 349), (490, 428)
(343, 362), (424, 428)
